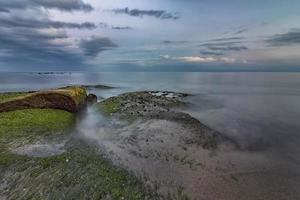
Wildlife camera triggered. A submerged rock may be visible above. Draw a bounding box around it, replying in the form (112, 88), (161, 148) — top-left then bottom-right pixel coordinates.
(81, 84), (115, 90)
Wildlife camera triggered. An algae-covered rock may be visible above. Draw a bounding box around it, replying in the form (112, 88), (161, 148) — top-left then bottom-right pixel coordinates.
(96, 91), (219, 149)
(0, 141), (155, 200)
(0, 109), (75, 166)
(0, 86), (87, 113)
(0, 88), (159, 199)
(97, 91), (187, 116)
(0, 109), (75, 139)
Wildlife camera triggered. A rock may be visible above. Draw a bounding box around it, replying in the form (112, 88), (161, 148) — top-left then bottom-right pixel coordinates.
(87, 94), (97, 105)
(95, 91), (221, 149)
(81, 84), (115, 90)
(0, 86), (87, 113)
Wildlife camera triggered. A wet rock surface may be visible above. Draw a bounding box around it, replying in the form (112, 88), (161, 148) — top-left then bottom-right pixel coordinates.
(87, 93), (98, 105)
(97, 91), (220, 149)
(82, 84), (115, 90)
(2, 87), (297, 200)
(0, 87), (87, 113)
(0, 139), (155, 200)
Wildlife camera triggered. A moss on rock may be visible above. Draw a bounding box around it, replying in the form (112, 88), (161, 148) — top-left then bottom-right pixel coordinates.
(0, 86), (87, 113)
(0, 142), (155, 199)
(98, 97), (122, 114)
(95, 91), (220, 150)
(96, 91), (187, 116)
(0, 109), (75, 139)
(0, 92), (32, 104)
(0, 109), (75, 166)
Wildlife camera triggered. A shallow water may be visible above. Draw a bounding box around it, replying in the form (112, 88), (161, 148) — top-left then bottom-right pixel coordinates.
(1, 72), (300, 199)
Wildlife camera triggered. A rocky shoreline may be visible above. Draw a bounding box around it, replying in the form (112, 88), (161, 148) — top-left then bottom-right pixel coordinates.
(0, 86), (224, 199)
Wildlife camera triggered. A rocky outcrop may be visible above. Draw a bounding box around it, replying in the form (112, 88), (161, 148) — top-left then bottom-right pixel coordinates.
(97, 91), (219, 149)
(0, 87), (87, 113)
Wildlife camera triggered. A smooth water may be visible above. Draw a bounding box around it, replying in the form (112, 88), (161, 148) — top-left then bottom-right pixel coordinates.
(1, 72), (300, 199)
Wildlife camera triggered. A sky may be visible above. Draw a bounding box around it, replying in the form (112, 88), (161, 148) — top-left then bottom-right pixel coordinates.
(0, 0), (300, 72)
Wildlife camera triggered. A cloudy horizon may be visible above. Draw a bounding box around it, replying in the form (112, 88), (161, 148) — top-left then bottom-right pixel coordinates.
(1, 0), (300, 71)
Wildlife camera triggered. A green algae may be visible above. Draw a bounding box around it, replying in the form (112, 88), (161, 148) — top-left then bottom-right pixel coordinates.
(1, 143), (155, 200)
(0, 108), (155, 199)
(0, 92), (30, 103)
(97, 98), (121, 114)
(53, 86), (87, 106)
(0, 109), (75, 166)
(0, 89), (166, 199)
(0, 109), (75, 139)
(96, 91), (186, 116)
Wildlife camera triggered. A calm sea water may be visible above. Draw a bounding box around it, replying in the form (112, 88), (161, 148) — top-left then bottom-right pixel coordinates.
(1, 72), (300, 163)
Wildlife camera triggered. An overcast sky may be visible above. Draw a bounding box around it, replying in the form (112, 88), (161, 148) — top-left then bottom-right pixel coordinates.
(1, 0), (300, 71)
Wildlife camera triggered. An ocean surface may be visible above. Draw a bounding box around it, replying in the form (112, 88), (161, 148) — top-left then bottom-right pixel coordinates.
(1, 72), (300, 199)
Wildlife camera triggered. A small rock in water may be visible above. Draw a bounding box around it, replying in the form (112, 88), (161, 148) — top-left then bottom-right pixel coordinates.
(87, 93), (98, 105)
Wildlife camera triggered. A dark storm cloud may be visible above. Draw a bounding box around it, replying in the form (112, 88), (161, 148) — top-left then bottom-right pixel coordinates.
(0, 17), (96, 29)
(80, 36), (117, 57)
(0, 0), (93, 12)
(266, 29), (300, 46)
(0, 27), (84, 68)
(99, 22), (133, 30)
(111, 7), (180, 20)
(0, 8), (10, 13)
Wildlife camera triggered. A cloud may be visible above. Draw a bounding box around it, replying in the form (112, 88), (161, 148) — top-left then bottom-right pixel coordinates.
(174, 56), (217, 62)
(160, 55), (171, 59)
(198, 37), (248, 56)
(207, 45), (248, 51)
(0, 16), (96, 29)
(99, 22), (133, 30)
(0, 8), (10, 13)
(200, 50), (224, 56)
(111, 7), (179, 20)
(112, 26), (132, 30)
(235, 28), (248, 34)
(162, 40), (188, 44)
(162, 55), (240, 64)
(80, 36), (117, 57)
(175, 56), (239, 63)
(0, 0), (97, 69)
(99, 22), (110, 28)
(219, 57), (236, 63)
(0, 0), (93, 12)
(0, 27), (84, 68)
(265, 29), (300, 46)
(207, 37), (244, 42)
